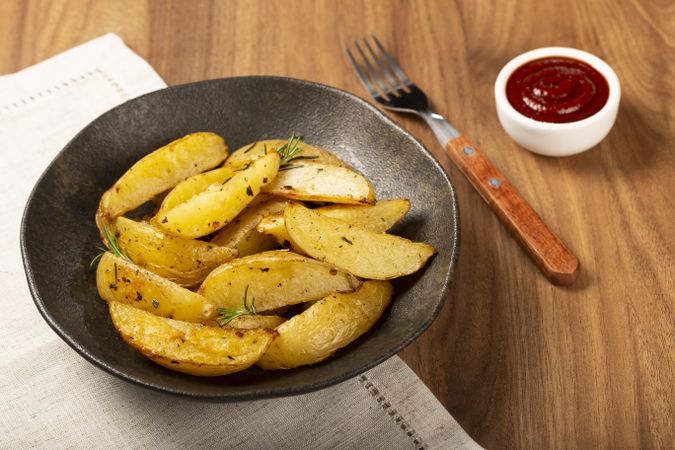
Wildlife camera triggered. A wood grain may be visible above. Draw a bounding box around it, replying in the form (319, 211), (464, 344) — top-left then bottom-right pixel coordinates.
(1, 0), (673, 448)
(446, 135), (580, 285)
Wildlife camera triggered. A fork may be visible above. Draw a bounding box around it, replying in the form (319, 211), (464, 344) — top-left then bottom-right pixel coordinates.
(346, 36), (579, 285)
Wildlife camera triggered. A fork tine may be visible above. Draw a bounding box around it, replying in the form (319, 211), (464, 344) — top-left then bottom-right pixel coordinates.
(371, 35), (413, 87)
(363, 38), (400, 92)
(354, 40), (394, 98)
(345, 47), (380, 100)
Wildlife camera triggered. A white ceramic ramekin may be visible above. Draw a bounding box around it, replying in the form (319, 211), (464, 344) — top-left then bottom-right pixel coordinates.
(494, 47), (620, 157)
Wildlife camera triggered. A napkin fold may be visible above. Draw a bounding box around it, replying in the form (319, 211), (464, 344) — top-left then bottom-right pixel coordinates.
(0, 34), (481, 450)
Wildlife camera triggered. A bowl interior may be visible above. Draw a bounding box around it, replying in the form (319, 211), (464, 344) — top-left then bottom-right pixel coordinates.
(21, 76), (458, 400)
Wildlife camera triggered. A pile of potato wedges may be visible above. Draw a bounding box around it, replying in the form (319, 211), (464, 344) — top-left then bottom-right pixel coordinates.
(94, 132), (435, 376)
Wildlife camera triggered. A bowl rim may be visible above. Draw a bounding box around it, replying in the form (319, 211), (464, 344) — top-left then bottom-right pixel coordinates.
(20, 75), (460, 401)
(494, 46), (621, 130)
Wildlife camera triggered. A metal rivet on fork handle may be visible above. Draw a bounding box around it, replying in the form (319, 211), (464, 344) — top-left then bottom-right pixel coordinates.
(463, 146), (475, 155)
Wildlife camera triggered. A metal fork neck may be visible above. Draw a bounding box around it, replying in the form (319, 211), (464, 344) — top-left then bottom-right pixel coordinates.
(416, 109), (461, 145)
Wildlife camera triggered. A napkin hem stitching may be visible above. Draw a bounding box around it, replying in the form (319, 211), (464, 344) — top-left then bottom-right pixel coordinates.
(0, 68), (128, 114)
(358, 374), (426, 449)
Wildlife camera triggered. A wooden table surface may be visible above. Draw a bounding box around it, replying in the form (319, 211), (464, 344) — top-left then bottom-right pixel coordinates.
(2, 0), (673, 448)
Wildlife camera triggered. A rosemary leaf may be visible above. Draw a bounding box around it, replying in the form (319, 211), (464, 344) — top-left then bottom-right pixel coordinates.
(89, 249), (106, 268)
(91, 224), (131, 267)
(243, 142), (257, 154)
(279, 163), (305, 171)
(216, 285), (258, 326)
(285, 155), (319, 163)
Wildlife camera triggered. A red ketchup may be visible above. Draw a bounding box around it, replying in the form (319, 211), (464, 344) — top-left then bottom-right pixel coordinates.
(506, 56), (609, 123)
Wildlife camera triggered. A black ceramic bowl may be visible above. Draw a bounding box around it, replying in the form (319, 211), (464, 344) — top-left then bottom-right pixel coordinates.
(21, 76), (459, 401)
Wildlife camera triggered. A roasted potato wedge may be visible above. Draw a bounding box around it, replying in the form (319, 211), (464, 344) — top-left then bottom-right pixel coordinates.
(96, 252), (217, 323)
(98, 132), (228, 220)
(155, 164), (247, 217)
(257, 199), (411, 246)
(316, 198), (410, 228)
(155, 152), (280, 238)
(210, 198), (287, 256)
(198, 250), (361, 312)
(109, 301), (277, 376)
(285, 203), (435, 279)
(263, 162), (375, 204)
(226, 139), (349, 168)
(227, 315), (286, 330)
(114, 216), (237, 286)
(256, 280), (392, 369)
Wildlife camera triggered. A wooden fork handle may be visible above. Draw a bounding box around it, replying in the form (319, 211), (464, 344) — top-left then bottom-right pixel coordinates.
(446, 135), (580, 285)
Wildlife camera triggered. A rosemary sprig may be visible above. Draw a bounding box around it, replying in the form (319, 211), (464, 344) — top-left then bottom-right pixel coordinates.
(216, 285), (257, 326)
(90, 224), (130, 267)
(276, 132), (303, 163)
(276, 133), (323, 171)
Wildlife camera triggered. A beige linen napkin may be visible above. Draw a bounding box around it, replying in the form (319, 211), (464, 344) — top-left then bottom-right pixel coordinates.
(0, 34), (481, 450)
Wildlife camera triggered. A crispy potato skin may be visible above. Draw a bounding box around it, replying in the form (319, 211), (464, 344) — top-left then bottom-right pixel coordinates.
(99, 132), (228, 219)
(96, 252), (217, 323)
(263, 162), (375, 205)
(114, 217), (237, 286)
(155, 152), (280, 238)
(109, 301), (277, 376)
(210, 198), (287, 256)
(285, 203), (436, 279)
(198, 250), (361, 312)
(257, 281), (392, 369)
(226, 140), (349, 168)
(257, 199), (411, 247)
